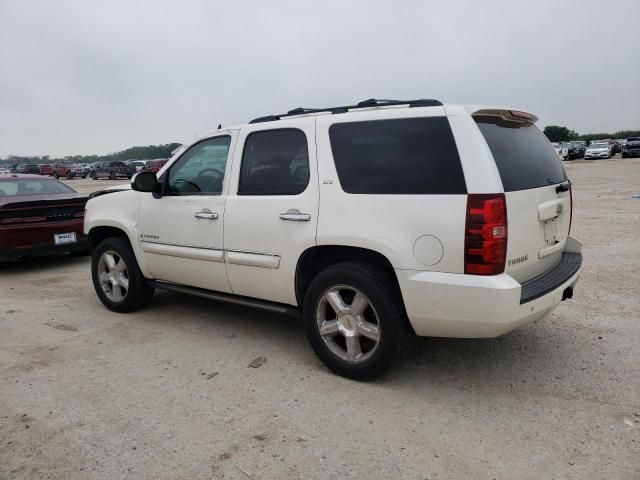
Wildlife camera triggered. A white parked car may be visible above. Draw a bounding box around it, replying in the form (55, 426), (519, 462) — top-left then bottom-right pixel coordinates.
(552, 143), (569, 160)
(85, 99), (583, 379)
(584, 142), (611, 159)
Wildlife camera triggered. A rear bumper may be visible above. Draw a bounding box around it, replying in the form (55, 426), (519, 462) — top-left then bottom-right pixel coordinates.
(0, 219), (88, 261)
(397, 237), (583, 338)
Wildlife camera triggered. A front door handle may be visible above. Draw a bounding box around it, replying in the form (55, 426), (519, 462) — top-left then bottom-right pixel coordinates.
(279, 209), (311, 222)
(194, 209), (218, 220)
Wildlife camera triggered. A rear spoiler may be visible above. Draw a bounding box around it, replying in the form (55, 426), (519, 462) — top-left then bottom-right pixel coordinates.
(470, 108), (539, 124)
(0, 196), (87, 211)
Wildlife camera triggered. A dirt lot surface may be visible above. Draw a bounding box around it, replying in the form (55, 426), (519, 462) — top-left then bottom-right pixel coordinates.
(1, 158), (639, 479)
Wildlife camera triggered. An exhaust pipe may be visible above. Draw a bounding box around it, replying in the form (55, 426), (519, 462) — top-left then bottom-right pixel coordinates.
(562, 287), (574, 301)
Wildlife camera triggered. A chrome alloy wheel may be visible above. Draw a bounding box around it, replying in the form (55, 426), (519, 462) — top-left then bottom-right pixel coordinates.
(97, 250), (129, 302)
(315, 285), (381, 363)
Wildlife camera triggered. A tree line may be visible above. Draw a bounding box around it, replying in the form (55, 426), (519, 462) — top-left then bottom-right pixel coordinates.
(0, 143), (182, 165)
(543, 126), (640, 143)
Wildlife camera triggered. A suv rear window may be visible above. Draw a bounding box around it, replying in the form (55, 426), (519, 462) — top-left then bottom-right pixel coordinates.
(474, 115), (567, 191)
(328, 117), (466, 194)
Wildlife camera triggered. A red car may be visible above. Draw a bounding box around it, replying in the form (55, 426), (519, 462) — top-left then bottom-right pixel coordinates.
(52, 163), (86, 179)
(39, 164), (53, 175)
(141, 159), (168, 173)
(0, 174), (88, 261)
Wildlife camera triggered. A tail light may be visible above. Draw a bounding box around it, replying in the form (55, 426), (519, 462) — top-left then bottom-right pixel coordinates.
(0, 215), (47, 225)
(464, 194), (507, 275)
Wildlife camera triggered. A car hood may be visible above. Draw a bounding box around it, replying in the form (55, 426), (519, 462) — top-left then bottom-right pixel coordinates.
(587, 147), (608, 152)
(0, 192), (87, 209)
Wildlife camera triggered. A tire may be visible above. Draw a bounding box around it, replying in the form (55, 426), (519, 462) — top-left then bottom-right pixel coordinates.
(110, 171), (116, 180)
(303, 261), (412, 380)
(91, 172), (97, 180)
(91, 236), (154, 313)
(53, 172), (59, 179)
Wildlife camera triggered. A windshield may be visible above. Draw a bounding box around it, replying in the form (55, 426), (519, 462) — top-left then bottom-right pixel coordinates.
(0, 179), (75, 196)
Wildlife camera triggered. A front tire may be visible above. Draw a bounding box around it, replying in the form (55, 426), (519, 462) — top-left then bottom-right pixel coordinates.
(303, 261), (412, 380)
(91, 236), (154, 312)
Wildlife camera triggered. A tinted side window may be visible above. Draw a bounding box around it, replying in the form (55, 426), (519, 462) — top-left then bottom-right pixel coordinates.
(238, 129), (309, 195)
(328, 117), (466, 194)
(474, 116), (567, 191)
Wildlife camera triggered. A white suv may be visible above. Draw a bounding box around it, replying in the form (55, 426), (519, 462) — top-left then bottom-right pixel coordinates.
(85, 99), (582, 380)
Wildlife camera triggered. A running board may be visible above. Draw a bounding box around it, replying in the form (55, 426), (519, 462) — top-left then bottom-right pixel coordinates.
(147, 280), (301, 318)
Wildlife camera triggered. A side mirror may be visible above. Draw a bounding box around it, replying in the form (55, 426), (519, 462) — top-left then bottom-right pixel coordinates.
(131, 172), (158, 193)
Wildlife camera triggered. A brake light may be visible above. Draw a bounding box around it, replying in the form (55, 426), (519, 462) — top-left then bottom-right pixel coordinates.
(509, 110), (534, 121)
(464, 194), (507, 275)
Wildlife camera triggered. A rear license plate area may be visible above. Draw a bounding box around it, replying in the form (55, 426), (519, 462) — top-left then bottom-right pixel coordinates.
(54, 232), (77, 245)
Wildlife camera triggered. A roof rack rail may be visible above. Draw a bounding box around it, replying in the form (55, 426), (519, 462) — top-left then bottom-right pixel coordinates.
(249, 98), (442, 124)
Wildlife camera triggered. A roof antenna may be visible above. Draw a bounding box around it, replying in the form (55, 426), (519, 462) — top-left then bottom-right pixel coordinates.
(217, 123), (222, 130)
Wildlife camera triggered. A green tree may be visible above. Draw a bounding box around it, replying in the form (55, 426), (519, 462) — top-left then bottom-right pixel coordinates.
(543, 126), (578, 142)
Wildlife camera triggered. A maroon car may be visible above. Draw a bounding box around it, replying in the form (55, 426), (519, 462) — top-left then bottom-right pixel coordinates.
(0, 174), (88, 261)
(141, 159), (168, 174)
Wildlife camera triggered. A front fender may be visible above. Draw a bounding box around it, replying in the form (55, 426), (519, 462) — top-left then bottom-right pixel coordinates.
(84, 190), (150, 277)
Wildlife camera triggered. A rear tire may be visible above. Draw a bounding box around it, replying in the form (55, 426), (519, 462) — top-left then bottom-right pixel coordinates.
(110, 171), (116, 180)
(303, 261), (412, 380)
(91, 236), (154, 313)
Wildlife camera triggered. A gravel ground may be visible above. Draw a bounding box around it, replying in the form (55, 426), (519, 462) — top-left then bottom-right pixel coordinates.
(1, 158), (639, 479)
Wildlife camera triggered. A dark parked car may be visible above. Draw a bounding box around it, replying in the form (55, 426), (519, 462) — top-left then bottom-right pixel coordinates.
(0, 174), (88, 261)
(569, 141), (586, 158)
(562, 142), (580, 160)
(39, 164), (53, 175)
(622, 137), (640, 158)
(91, 161), (136, 180)
(15, 164), (41, 174)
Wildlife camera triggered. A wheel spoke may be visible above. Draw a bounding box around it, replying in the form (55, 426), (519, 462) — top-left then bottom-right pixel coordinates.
(117, 275), (129, 290)
(113, 259), (125, 275)
(345, 335), (362, 361)
(325, 290), (348, 314)
(357, 320), (380, 341)
(349, 292), (369, 316)
(319, 320), (339, 337)
(104, 253), (117, 271)
(99, 272), (110, 284)
(111, 283), (124, 301)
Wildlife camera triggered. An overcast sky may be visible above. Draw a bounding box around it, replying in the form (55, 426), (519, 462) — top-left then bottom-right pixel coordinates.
(1, 0), (639, 158)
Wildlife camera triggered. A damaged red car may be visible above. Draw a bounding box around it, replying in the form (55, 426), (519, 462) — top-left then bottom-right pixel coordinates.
(0, 174), (88, 261)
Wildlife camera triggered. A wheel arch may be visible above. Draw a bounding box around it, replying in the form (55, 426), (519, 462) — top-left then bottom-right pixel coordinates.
(88, 225), (132, 252)
(294, 245), (400, 306)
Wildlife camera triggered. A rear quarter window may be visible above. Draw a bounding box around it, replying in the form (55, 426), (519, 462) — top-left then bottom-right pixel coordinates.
(474, 115), (567, 191)
(328, 117), (466, 194)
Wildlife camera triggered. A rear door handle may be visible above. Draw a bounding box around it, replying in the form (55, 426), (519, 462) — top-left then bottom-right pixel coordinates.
(279, 209), (311, 222)
(194, 209), (218, 220)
